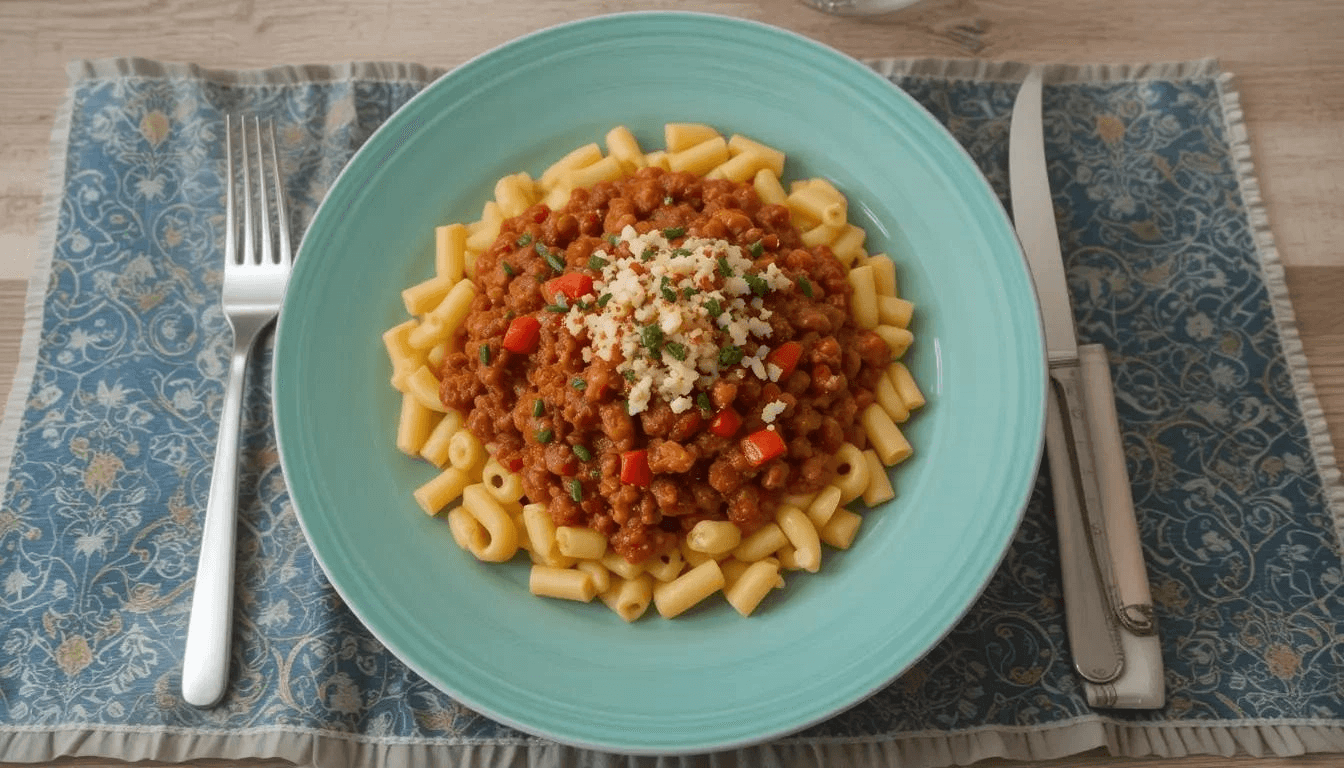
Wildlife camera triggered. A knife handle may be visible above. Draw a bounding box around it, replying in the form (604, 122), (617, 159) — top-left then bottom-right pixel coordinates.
(1045, 360), (1124, 684)
(1078, 344), (1156, 635)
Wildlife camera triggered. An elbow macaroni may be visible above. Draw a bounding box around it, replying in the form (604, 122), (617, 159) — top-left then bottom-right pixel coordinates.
(383, 123), (925, 620)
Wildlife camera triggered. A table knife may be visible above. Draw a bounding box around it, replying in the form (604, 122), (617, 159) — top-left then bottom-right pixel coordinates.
(1009, 67), (1135, 685)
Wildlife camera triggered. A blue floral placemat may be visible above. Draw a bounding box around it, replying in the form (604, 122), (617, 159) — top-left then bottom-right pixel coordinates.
(0, 56), (1340, 767)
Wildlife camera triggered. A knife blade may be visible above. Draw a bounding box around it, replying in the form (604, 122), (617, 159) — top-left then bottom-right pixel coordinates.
(1009, 67), (1125, 685)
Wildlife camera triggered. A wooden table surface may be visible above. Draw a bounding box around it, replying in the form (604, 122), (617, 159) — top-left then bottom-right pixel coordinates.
(1, 1), (1340, 766)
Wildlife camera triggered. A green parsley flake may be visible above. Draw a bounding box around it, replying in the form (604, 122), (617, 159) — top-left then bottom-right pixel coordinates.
(572, 445), (593, 462)
(568, 478), (583, 503)
(502, 262), (516, 277)
(798, 276), (814, 298)
(705, 298), (723, 319)
(588, 254), (609, 270)
(571, 377), (587, 391)
(516, 233), (533, 247)
(664, 341), (688, 361)
(749, 240), (764, 258)
(662, 226), (686, 238)
(536, 428), (554, 444)
(597, 293), (613, 307)
(696, 392), (713, 412)
(744, 272), (769, 297)
(532, 399), (544, 417)
(718, 345), (744, 366)
(641, 323), (664, 354)
(479, 344), (491, 365)
(717, 255), (734, 277)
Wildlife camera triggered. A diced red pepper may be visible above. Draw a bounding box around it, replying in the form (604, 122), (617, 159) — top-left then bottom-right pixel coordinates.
(506, 456), (524, 472)
(502, 315), (541, 353)
(544, 273), (594, 302)
(620, 449), (651, 486)
(531, 205), (551, 223)
(766, 341), (803, 380)
(709, 408), (742, 438)
(741, 428), (786, 467)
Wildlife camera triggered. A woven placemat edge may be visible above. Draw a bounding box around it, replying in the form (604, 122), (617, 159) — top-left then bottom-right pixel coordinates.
(864, 57), (1222, 84)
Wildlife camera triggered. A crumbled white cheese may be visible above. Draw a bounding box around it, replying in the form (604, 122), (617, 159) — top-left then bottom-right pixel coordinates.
(761, 399), (788, 424)
(563, 225), (789, 415)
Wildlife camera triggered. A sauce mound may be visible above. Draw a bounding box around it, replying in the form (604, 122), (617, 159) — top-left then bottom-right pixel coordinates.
(439, 167), (890, 563)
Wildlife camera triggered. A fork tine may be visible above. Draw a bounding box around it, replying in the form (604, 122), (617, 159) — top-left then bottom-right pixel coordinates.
(254, 117), (275, 267)
(241, 117), (256, 266)
(224, 115), (237, 266)
(266, 121), (293, 267)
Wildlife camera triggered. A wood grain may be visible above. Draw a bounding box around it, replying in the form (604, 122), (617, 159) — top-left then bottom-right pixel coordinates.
(0, 1), (1340, 766)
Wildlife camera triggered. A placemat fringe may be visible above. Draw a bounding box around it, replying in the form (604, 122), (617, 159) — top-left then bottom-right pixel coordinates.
(865, 57), (1222, 84)
(1215, 70), (1344, 563)
(66, 58), (447, 88)
(5, 719), (1342, 767)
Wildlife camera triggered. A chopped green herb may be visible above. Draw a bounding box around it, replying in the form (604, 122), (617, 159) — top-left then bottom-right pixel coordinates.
(597, 293), (613, 307)
(672, 248), (692, 257)
(502, 262), (516, 277)
(798, 276), (814, 298)
(571, 377), (587, 391)
(606, 234), (620, 245)
(660, 276), (676, 303)
(682, 286), (699, 299)
(588, 254), (609, 270)
(641, 323), (664, 353)
(532, 399), (544, 418)
(696, 392), (713, 413)
(717, 256), (733, 277)
(744, 272), (769, 297)
(572, 445), (593, 462)
(704, 298), (723, 319)
(718, 345), (744, 366)
(590, 468), (602, 479)
(662, 226), (685, 238)
(516, 233), (533, 247)
(545, 302), (569, 313)
(536, 428), (554, 444)
(479, 344), (491, 365)
(533, 241), (549, 258)
(663, 195), (674, 205)
(664, 341), (688, 361)
(568, 478), (583, 503)
(575, 300), (590, 311)
(641, 248), (656, 262)
(749, 240), (764, 258)
(623, 369), (637, 382)
(543, 250), (566, 273)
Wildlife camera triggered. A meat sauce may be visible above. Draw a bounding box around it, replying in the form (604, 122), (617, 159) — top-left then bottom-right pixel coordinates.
(438, 167), (890, 563)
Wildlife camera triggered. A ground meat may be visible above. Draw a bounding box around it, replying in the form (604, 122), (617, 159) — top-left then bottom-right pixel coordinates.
(438, 167), (886, 563)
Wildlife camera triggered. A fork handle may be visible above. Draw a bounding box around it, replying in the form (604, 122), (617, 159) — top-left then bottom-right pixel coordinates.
(182, 336), (253, 708)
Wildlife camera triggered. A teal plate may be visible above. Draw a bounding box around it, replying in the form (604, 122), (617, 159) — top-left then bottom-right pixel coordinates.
(274, 11), (1046, 755)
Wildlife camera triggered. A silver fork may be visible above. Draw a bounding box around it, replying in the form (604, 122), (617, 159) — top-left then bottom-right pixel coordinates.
(182, 115), (292, 708)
